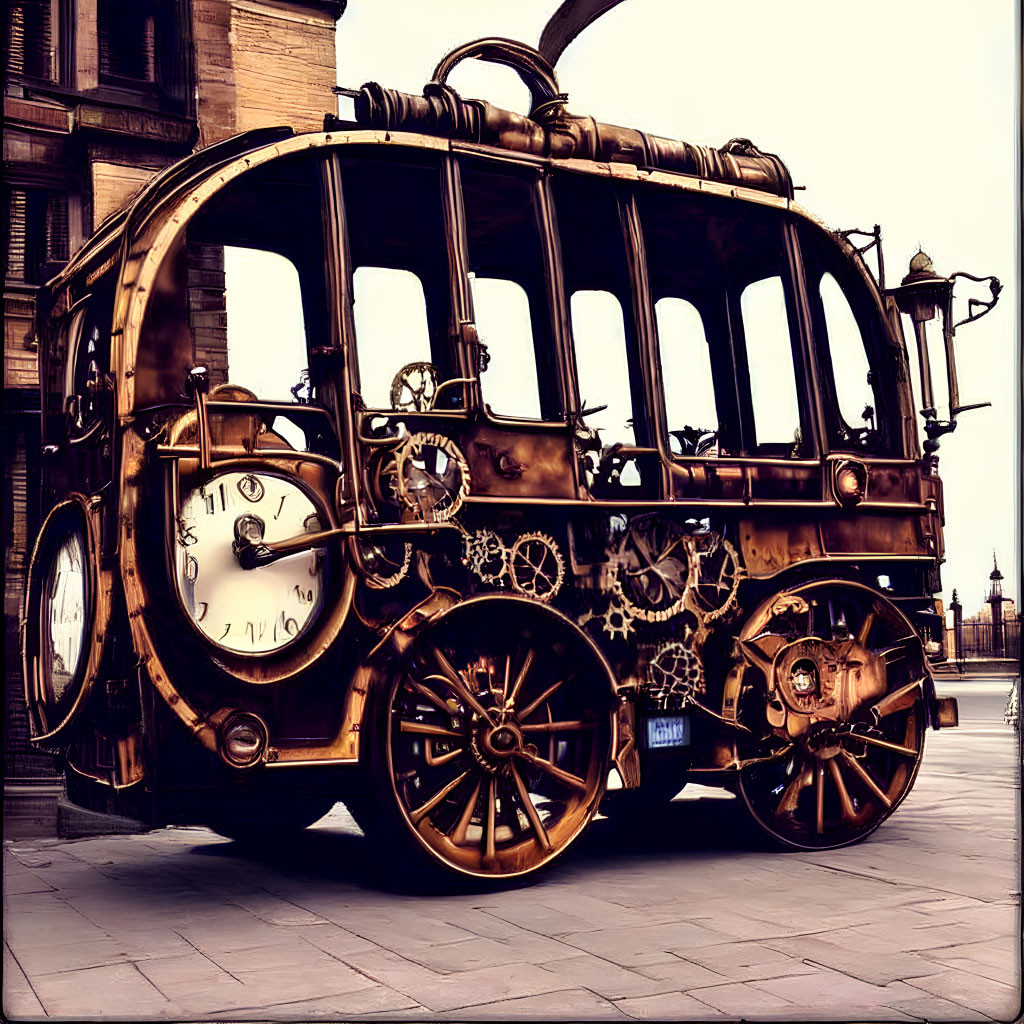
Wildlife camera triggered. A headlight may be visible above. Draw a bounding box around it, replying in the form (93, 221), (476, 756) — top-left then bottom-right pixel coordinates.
(174, 470), (326, 654)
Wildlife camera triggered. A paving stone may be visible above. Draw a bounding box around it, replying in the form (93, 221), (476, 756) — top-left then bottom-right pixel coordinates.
(540, 953), (688, 999)
(762, 935), (948, 985)
(348, 960), (571, 1012)
(227, 891), (330, 926)
(899, 967), (1020, 1020)
(405, 935), (560, 972)
(559, 921), (730, 967)
(31, 961), (171, 1017)
(478, 901), (611, 936)
(630, 956), (730, 990)
(3, 892), (112, 949)
(134, 950), (246, 1003)
(343, 948), (449, 990)
(751, 968), (913, 1008)
(3, 942), (46, 1018)
(318, 909), (479, 951)
(687, 980), (796, 1015)
(614, 990), (721, 1019)
(446, 986), (630, 1019)
(11, 936), (130, 976)
(293, 922), (380, 958)
(881, 989), (999, 1022)
(2, 869), (55, 896)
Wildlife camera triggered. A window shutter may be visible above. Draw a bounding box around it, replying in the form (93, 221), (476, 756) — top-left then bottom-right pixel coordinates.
(6, 1), (53, 80)
(7, 191), (28, 282)
(46, 193), (69, 264)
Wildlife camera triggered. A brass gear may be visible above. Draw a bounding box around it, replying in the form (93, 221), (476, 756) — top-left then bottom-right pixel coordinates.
(508, 532), (565, 603)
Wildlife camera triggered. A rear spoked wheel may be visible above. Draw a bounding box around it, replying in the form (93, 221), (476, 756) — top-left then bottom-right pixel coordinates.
(736, 582), (927, 850)
(366, 598), (613, 882)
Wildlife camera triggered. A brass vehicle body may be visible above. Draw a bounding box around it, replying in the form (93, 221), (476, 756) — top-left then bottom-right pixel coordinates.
(23, 39), (989, 879)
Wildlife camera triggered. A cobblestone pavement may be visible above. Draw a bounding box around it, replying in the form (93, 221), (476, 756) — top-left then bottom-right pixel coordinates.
(4, 679), (1020, 1021)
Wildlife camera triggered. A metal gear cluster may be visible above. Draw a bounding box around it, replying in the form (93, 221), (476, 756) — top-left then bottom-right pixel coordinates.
(463, 529), (566, 603)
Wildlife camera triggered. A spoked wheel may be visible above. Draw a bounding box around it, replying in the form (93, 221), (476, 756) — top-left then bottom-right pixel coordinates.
(367, 597), (614, 881)
(736, 581), (928, 850)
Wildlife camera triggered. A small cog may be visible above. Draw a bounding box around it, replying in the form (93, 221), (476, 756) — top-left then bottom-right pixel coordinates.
(601, 598), (636, 641)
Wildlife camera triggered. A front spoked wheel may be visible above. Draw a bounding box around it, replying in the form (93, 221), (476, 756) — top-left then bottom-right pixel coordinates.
(736, 581), (927, 850)
(373, 598), (613, 881)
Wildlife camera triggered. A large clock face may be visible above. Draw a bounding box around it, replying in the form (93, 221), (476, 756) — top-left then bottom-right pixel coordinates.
(42, 530), (87, 701)
(174, 471), (327, 654)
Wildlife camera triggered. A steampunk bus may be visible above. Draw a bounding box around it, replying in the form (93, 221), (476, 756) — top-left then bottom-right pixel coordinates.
(22, 38), (999, 881)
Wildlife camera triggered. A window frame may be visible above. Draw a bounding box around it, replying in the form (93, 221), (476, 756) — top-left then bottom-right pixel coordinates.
(453, 154), (571, 428)
(799, 222), (903, 458)
(337, 147), (466, 415)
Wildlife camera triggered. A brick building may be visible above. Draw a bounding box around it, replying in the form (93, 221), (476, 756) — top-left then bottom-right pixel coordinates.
(3, 0), (346, 833)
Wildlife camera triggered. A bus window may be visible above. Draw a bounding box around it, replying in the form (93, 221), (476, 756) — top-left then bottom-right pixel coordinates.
(570, 290), (634, 445)
(224, 246), (307, 401)
(553, 174), (644, 452)
(352, 267), (431, 409)
(470, 277), (541, 419)
(654, 297), (718, 455)
(461, 161), (558, 421)
(799, 223), (897, 455)
(175, 152), (328, 408)
(819, 272), (875, 440)
(340, 153), (456, 408)
(741, 276), (802, 451)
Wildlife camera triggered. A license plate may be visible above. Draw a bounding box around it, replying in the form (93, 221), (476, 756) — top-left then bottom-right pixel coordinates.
(646, 715), (691, 749)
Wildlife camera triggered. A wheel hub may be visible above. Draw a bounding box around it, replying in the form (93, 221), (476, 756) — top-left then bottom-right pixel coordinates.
(470, 714), (525, 773)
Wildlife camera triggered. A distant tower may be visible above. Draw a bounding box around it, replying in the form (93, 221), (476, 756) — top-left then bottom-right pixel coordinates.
(987, 553), (1005, 656)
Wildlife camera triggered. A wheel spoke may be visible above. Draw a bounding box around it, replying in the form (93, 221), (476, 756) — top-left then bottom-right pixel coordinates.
(449, 777), (482, 845)
(815, 762), (826, 834)
(855, 733), (919, 758)
(509, 763), (552, 851)
(518, 679), (565, 722)
(871, 678), (923, 719)
(424, 740), (464, 767)
(483, 776), (497, 866)
(515, 748), (588, 792)
(827, 757), (857, 822)
(505, 650), (535, 710)
(400, 720), (463, 740)
(840, 749), (892, 808)
(405, 678), (452, 715)
(502, 654), (511, 703)
(430, 647), (494, 725)
(410, 769), (471, 826)
(856, 607), (877, 646)
(520, 720), (594, 733)
(775, 763), (812, 817)
(879, 635), (920, 664)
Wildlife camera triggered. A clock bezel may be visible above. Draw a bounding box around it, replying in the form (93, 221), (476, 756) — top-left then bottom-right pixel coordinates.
(163, 457), (354, 682)
(22, 496), (111, 743)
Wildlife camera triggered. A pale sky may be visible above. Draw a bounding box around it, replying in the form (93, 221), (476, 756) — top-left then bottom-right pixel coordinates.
(240, 0), (1017, 612)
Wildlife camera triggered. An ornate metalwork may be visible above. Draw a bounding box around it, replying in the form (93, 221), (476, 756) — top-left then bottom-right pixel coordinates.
(508, 532), (565, 603)
(464, 528), (508, 585)
(394, 432), (470, 523)
(389, 361), (438, 412)
(647, 641), (705, 708)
